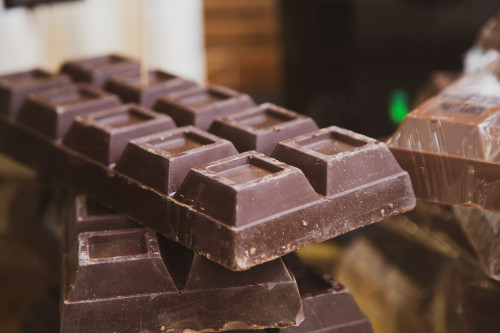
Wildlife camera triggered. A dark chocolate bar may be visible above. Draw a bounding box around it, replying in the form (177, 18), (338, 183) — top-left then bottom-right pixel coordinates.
(209, 103), (319, 155)
(0, 67), (415, 270)
(61, 195), (303, 333)
(153, 84), (256, 130)
(388, 94), (500, 212)
(0, 69), (70, 115)
(61, 54), (140, 89)
(104, 69), (198, 108)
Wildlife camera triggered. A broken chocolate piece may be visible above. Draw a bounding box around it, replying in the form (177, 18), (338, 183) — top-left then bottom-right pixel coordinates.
(209, 103), (319, 155)
(104, 69), (198, 108)
(61, 194), (303, 333)
(0, 69), (70, 115)
(388, 95), (500, 211)
(63, 103), (176, 165)
(153, 84), (256, 130)
(16, 83), (121, 139)
(114, 126), (238, 194)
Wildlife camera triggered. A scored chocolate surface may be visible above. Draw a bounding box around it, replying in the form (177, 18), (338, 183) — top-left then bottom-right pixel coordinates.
(388, 90), (500, 212)
(61, 194), (303, 333)
(0, 61), (415, 270)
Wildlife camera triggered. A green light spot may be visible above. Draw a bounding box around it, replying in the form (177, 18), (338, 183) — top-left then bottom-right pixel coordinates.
(389, 89), (409, 125)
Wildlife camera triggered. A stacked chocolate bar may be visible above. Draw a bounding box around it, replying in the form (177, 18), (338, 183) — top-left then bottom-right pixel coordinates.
(0, 54), (416, 332)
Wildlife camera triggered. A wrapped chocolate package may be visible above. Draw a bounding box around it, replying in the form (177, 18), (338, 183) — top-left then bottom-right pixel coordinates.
(388, 78), (500, 212)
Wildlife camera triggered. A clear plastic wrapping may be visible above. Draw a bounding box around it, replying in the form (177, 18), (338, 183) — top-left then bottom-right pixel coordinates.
(387, 73), (500, 212)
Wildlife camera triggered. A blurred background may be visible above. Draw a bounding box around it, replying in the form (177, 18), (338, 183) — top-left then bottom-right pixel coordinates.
(1, 0), (500, 332)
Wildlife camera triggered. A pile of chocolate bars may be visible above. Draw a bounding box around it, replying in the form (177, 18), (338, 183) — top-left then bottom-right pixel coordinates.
(0, 54), (417, 332)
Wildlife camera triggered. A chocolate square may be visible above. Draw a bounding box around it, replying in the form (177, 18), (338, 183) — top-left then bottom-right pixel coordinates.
(0, 69), (71, 115)
(63, 104), (176, 165)
(174, 151), (318, 227)
(153, 84), (256, 130)
(115, 126), (238, 194)
(61, 54), (140, 88)
(16, 83), (121, 139)
(104, 69), (197, 108)
(272, 126), (403, 196)
(209, 103), (319, 155)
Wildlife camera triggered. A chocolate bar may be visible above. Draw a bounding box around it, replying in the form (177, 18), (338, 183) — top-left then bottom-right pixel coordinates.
(209, 103), (319, 155)
(61, 54), (140, 89)
(152, 84), (256, 130)
(0, 69), (70, 115)
(388, 93), (500, 212)
(61, 194), (303, 333)
(0, 66), (415, 270)
(104, 69), (198, 108)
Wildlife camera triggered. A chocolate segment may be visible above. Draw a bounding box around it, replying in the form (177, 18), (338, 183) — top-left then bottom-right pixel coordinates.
(16, 83), (121, 139)
(61, 195), (303, 333)
(388, 95), (500, 211)
(114, 126), (238, 194)
(153, 84), (256, 130)
(61, 54), (140, 88)
(104, 69), (198, 108)
(0, 69), (71, 115)
(209, 103), (319, 155)
(273, 126), (403, 197)
(63, 104), (176, 165)
(174, 151), (319, 228)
